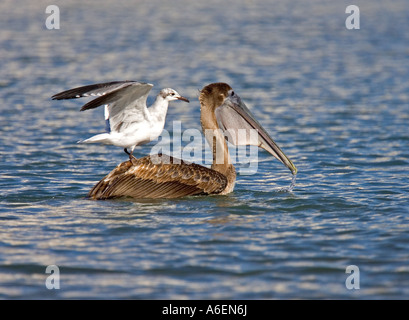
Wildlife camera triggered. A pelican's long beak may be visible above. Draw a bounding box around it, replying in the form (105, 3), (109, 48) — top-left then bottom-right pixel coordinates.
(216, 91), (297, 175)
(177, 95), (190, 103)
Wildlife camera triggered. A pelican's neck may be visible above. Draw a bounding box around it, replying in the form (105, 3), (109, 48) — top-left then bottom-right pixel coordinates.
(200, 102), (236, 192)
(149, 95), (169, 123)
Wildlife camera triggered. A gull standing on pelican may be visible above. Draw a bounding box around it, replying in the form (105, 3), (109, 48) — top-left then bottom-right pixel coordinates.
(52, 81), (189, 157)
(87, 83), (297, 199)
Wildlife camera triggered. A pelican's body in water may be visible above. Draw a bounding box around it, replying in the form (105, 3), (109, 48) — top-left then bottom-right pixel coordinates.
(87, 83), (297, 199)
(52, 81), (189, 157)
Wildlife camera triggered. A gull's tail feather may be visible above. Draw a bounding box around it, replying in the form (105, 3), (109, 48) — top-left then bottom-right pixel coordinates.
(78, 133), (111, 145)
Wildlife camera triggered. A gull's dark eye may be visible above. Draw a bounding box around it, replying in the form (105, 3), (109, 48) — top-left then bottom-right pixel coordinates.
(231, 91), (234, 96)
(171, 92), (175, 96)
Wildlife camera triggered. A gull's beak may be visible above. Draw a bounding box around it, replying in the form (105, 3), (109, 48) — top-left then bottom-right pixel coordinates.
(215, 91), (297, 175)
(177, 95), (189, 103)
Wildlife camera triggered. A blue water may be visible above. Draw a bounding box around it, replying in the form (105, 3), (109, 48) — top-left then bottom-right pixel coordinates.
(1, 0), (408, 299)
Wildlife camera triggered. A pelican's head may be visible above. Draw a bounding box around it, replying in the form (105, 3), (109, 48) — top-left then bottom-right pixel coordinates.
(160, 88), (189, 103)
(200, 82), (297, 175)
(199, 82), (232, 112)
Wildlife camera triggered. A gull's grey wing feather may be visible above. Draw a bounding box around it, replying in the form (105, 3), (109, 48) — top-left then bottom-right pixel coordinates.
(98, 83), (154, 133)
(51, 81), (140, 101)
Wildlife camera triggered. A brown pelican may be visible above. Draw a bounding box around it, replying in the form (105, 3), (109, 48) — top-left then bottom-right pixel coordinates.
(52, 81), (189, 157)
(88, 83), (297, 199)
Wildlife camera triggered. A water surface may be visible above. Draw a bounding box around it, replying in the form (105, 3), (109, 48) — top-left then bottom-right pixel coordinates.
(0, 0), (408, 299)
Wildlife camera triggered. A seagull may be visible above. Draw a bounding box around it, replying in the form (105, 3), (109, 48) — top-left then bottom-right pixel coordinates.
(52, 81), (189, 157)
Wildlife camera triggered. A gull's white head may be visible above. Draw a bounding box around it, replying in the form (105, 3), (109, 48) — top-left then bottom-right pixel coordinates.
(160, 88), (189, 103)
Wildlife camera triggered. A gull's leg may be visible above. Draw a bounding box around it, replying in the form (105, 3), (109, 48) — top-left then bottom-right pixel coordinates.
(125, 147), (136, 161)
(129, 150), (136, 160)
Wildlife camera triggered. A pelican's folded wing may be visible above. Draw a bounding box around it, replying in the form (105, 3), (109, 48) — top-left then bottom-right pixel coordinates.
(88, 154), (228, 200)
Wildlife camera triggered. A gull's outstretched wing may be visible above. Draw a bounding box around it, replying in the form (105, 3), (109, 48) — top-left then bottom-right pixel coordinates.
(52, 81), (154, 133)
(88, 154), (228, 200)
(51, 81), (141, 101)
